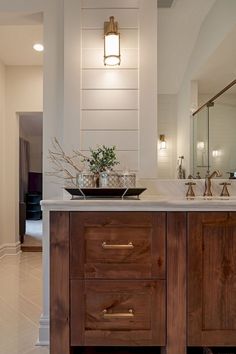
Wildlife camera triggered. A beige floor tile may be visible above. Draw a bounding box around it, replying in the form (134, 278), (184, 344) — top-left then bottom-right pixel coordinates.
(23, 346), (49, 354)
(0, 253), (44, 354)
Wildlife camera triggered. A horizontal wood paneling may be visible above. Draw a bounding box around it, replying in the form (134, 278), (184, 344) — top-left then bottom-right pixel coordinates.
(82, 9), (138, 29)
(81, 2), (140, 175)
(82, 0), (139, 9)
(82, 90), (138, 110)
(82, 70), (138, 89)
(82, 48), (138, 69)
(82, 29), (138, 49)
(116, 150), (139, 170)
(81, 131), (139, 150)
(81, 110), (138, 130)
(82, 69), (138, 89)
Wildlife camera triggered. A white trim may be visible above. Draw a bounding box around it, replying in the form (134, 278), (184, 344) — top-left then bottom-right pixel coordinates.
(139, 0), (158, 177)
(39, 210), (50, 344)
(0, 241), (21, 259)
(37, 314), (50, 346)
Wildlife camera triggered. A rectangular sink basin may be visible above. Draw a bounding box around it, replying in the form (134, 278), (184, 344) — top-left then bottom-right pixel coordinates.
(186, 196), (236, 201)
(166, 195), (236, 206)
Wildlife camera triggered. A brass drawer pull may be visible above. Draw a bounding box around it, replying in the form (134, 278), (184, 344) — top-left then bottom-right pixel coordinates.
(103, 309), (134, 318)
(102, 241), (134, 250)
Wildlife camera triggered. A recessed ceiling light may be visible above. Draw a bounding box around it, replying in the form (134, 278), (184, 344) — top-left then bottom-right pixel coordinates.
(33, 43), (44, 52)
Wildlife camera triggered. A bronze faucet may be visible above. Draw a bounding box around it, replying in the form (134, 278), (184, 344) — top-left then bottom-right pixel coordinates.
(203, 170), (222, 196)
(219, 182), (231, 197)
(185, 182), (196, 198)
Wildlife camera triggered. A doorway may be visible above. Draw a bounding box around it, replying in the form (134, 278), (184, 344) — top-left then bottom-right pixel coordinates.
(19, 112), (43, 251)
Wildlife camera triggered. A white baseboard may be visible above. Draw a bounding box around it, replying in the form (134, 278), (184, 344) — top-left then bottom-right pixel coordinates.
(37, 314), (49, 346)
(0, 242), (21, 259)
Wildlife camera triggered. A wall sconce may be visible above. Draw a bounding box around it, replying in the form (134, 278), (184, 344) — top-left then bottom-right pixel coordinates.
(159, 134), (167, 149)
(104, 16), (120, 66)
(197, 141), (205, 150)
(212, 149), (221, 157)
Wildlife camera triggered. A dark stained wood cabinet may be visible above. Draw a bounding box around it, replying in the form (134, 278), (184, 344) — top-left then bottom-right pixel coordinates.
(166, 212), (187, 354)
(188, 212), (236, 347)
(50, 211), (166, 354)
(70, 212), (166, 347)
(70, 212), (166, 279)
(71, 279), (165, 346)
(50, 210), (236, 354)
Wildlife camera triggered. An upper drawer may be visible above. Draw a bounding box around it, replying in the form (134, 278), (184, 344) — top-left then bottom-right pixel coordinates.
(70, 212), (166, 279)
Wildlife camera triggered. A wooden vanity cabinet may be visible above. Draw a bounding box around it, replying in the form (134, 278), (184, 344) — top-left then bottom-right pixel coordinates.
(71, 279), (165, 346)
(50, 210), (236, 354)
(70, 212), (166, 280)
(50, 211), (166, 354)
(70, 211), (166, 347)
(187, 212), (236, 347)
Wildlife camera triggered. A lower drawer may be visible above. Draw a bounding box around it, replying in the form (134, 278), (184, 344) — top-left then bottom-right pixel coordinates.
(71, 280), (166, 346)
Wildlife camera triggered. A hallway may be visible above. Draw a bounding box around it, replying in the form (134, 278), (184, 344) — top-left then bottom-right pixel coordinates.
(0, 253), (49, 354)
(21, 220), (43, 252)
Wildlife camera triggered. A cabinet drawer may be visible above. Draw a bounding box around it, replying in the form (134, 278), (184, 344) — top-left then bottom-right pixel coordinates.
(70, 212), (166, 279)
(71, 280), (166, 346)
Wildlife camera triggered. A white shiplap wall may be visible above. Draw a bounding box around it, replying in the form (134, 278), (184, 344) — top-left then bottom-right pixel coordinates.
(80, 0), (158, 176)
(81, 0), (139, 171)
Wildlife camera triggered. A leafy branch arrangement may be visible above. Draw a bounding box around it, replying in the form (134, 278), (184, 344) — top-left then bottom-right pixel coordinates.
(48, 138), (119, 187)
(48, 138), (86, 187)
(83, 145), (119, 174)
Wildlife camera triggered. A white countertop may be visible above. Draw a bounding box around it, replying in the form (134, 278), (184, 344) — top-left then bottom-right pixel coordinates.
(41, 179), (236, 212)
(41, 195), (236, 212)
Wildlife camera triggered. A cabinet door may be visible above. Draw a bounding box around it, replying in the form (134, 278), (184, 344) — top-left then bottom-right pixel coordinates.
(188, 212), (236, 346)
(70, 279), (165, 346)
(70, 212), (166, 279)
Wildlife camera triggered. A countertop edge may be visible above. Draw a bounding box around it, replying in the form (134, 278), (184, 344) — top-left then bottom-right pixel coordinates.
(41, 198), (236, 212)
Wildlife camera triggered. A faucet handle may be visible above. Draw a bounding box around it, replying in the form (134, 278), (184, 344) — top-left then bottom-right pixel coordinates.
(219, 182), (231, 197)
(185, 182), (196, 198)
(196, 172), (201, 179)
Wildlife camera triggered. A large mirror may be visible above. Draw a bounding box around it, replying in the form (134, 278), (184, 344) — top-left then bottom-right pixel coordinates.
(192, 80), (236, 178)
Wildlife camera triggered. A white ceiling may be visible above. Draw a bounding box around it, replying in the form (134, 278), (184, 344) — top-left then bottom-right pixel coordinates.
(0, 12), (43, 25)
(158, 0), (216, 94)
(0, 12), (43, 66)
(20, 112), (43, 137)
(0, 4), (235, 95)
(195, 24), (236, 95)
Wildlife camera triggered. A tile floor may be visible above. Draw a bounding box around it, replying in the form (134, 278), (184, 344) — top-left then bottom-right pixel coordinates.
(26, 221), (43, 241)
(0, 252), (49, 354)
(22, 221), (43, 250)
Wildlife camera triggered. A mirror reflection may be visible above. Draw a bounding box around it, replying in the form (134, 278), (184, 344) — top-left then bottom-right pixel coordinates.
(192, 80), (236, 178)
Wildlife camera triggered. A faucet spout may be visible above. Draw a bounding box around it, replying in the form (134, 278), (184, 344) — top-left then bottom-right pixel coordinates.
(208, 170), (221, 179)
(203, 170), (222, 196)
